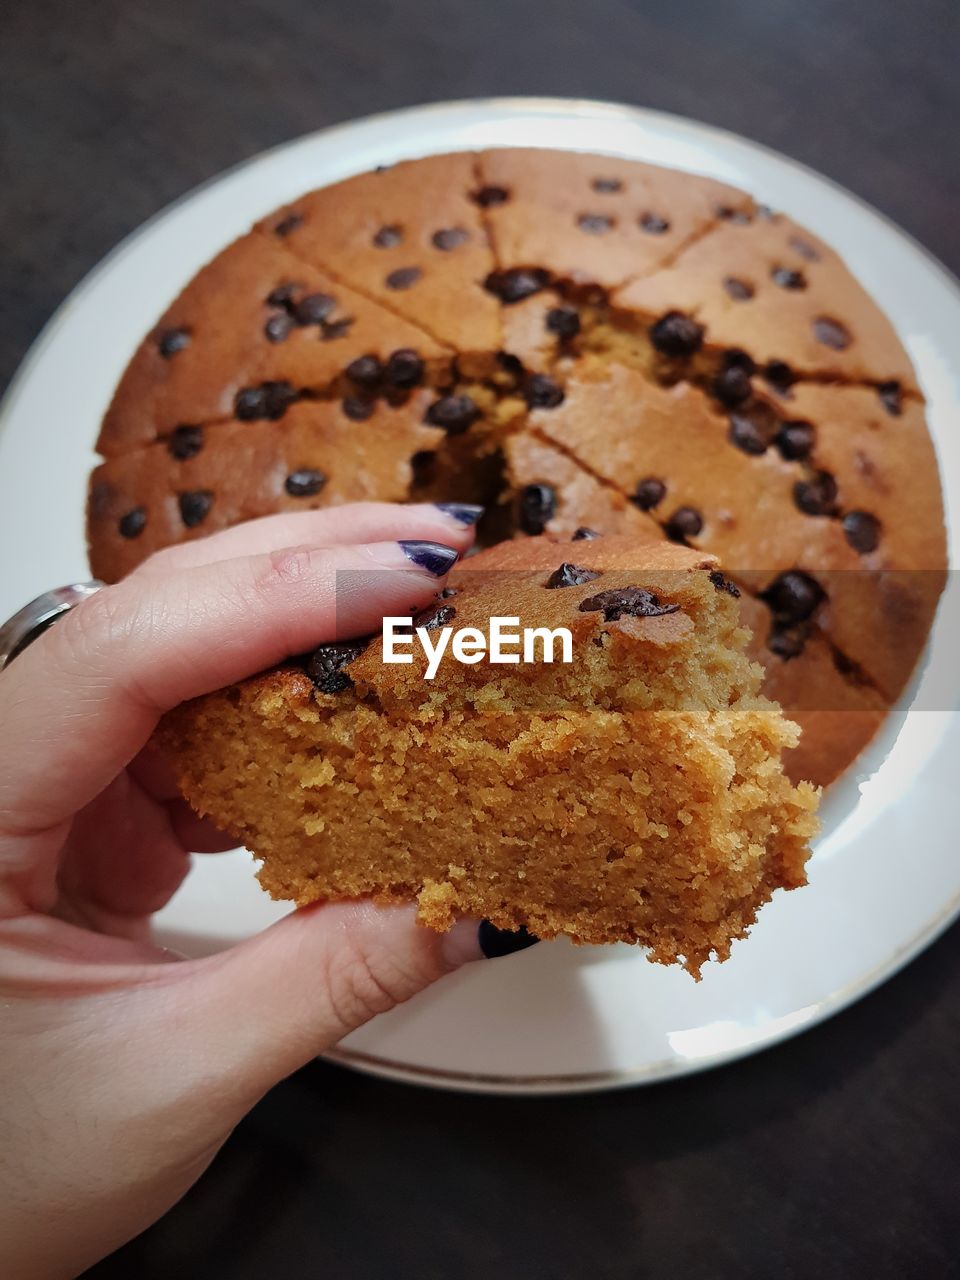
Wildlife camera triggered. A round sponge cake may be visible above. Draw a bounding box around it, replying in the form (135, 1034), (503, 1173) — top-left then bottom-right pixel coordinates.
(88, 149), (947, 794)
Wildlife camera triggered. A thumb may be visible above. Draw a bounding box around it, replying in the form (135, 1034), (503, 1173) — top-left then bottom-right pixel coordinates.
(153, 900), (487, 1104)
(0, 905), (492, 1280)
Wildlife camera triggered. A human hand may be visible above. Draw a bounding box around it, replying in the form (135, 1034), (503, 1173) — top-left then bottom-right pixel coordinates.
(0, 502), (497, 1279)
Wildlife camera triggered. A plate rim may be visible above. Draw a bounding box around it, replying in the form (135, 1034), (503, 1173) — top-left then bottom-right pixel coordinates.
(326, 886), (960, 1095)
(3, 96), (958, 1096)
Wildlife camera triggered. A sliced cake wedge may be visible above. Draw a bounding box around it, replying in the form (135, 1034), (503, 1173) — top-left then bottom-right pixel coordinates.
(162, 534), (819, 975)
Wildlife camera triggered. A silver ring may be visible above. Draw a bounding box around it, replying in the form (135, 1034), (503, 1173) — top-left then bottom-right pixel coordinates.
(0, 583), (104, 671)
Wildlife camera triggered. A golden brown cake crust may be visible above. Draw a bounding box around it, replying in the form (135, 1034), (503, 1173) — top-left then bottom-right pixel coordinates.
(89, 148), (947, 791)
(613, 210), (920, 390)
(98, 233), (451, 458)
(476, 148), (754, 289)
(88, 394), (444, 581)
(256, 152), (502, 353)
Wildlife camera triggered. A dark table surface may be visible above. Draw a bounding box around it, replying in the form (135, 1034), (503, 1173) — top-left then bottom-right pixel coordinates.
(3, 1), (959, 1276)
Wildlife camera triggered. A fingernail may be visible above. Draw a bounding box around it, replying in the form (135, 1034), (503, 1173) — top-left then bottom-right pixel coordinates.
(478, 921), (540, 959)
(434, 502), (485, 526)
(398, 540), (460, 576)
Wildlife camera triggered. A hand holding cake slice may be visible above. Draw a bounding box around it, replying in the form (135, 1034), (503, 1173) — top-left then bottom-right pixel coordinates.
(162, 534), (818, 976)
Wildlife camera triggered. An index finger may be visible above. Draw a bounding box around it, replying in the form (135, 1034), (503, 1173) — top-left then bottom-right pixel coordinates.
(0, 537), (459, 854)
(131, 501), (483, 576)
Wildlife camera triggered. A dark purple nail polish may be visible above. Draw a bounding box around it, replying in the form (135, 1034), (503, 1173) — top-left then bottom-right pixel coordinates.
(398, 540), (460, 576)
(478, 921), (539, 958)
(434, 502), (485, 526)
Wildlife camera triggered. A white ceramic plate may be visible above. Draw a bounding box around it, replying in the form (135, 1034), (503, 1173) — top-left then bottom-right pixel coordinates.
(1, 99), (958, 1095)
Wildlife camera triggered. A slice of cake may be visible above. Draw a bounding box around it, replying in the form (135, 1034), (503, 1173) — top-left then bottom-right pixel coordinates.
(475, 148), (754, 290)
(613, 208), (919, 389)
(88, 394), (445, 581)
(256, 152), (502, 355)
(504, 430), (662, 540)
(98, 232), (453, 458)
(162, 534), (819, 975)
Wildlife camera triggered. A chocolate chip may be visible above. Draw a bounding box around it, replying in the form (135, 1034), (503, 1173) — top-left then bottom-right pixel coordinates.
(579, 586), (680, 621)
(471, 185), (510, 207)
(789, 235), (820, 261)
(794, 471), (838, 516)
(878, 381), (903, 416)
(813, 317), (852, 350)
(285, 469), (327, 498)
(713, 364), (753, 406)
(307, 641), (367, 694)
(545, 563), (601, 589)
(630, 477), (666, 511)
(578, 213), (614, 234)
(772, 266), (806, 290)
(157, 327), (190, 358)
(519, 483), (556, 535)
(168, 425), (204, 460)
(321, 317), (355, 341)
(768, 625), (807, 660)
(709, 570), (740, 598)
(178, 490), (214, 528)
(265, 381), (297, 419)
(777, 420), (815, 460)
(118, 507), (146, 539)
(831, 649), (868, 683)
(723, 277), (754, 301)
(409, 450), (437, 487)
(342, 395), (374, 421)
(725, 349), (757, 373)
(639, 212), (670, 234)
(546, 306), (581, 339)
(384, 349), (424, 388)
(235, 386), (268, 420)
(496, 351), (524, 379)
(524, 374), (565, 409)
(264, 312), (295, 343)
(266, 283), (300, 308)
(386, 266), (422, 290)
(843, 510), (881, 554)
(432, 227), (469, 250)
(345, 355), (383, 388)
(572, 527), (601, 541)
(373, 225), (403, 248)
(713, 350), (756, 405)
(412, 604), (457, 632)
(592, 177), (623, 193)
(484, 268), (551, 304)
(729, 403), (779, 455)
(665, 507), (703, 542)
(295, 293), (336, 326)
(764, 360), (796, 395)
(649, 311), (704, 358)
(274, 212), (303, 237)
(761, 570), (824, 624)
(439, 586), (459, 599)
(716, 205), (752, 224)
(424, 395), (480, 435)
